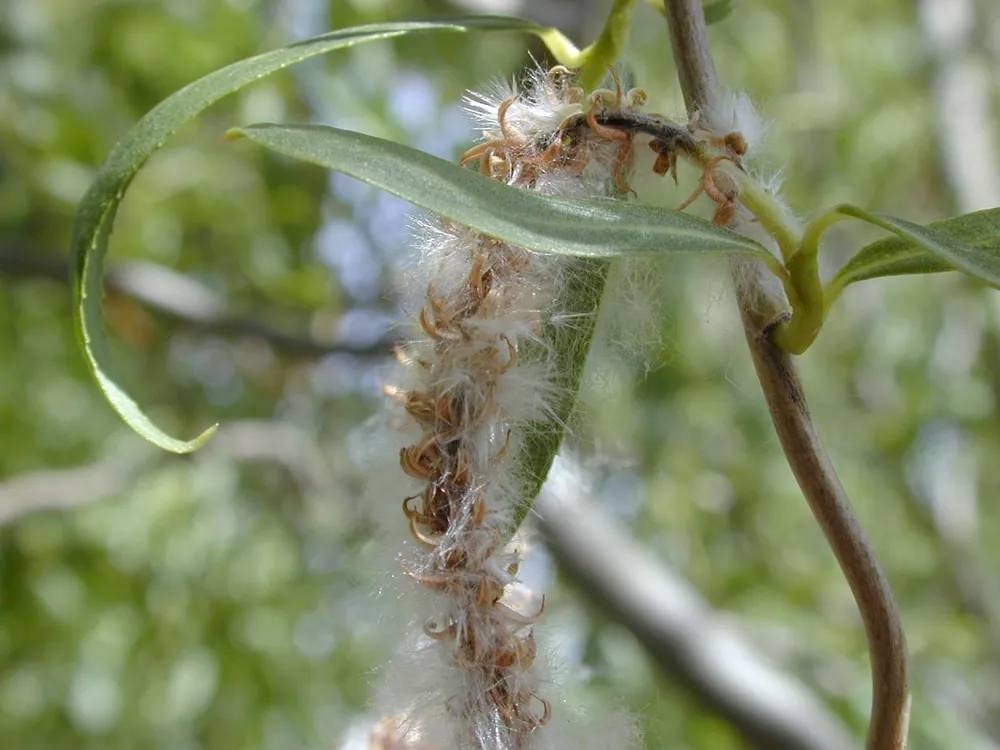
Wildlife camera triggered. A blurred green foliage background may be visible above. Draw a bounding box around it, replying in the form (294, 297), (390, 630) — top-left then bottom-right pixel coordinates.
(2, 0), (999, 748)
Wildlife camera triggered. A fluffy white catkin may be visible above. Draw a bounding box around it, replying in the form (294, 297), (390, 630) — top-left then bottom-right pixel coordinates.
(370, 66), (647, 750)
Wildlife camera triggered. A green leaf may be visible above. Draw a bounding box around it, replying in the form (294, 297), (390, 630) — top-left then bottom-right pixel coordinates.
(515, 256), (608, 521)
(826, 207), (1000, 303)
(228, 123), (776, 264)
(71, 17), (563, 454)
(230, 123), (777, 523)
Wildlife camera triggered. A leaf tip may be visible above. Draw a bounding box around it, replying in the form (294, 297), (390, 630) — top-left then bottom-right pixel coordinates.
(180, 423), (220, 454)
(150, 422), (220, 454)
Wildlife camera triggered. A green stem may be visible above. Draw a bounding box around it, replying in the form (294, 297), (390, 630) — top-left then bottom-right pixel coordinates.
(731, 169), (801, 261)
(536, 29), (585, 68)
(769, 210), (848, 353)
(578, 0), (640, 90)
(771, 251), (823, 354)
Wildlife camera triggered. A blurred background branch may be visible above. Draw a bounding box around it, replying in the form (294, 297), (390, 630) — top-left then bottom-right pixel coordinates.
(0, 458), (136, 528)
(535, 457), (856, 750)
(918, 0), (1000, 213)
(0, 420), (335, 529)
(0, 434), (859, 750)
(0, 245), (392, 357)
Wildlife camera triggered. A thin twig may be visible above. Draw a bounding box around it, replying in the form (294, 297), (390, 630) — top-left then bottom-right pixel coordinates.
(661, 2), (911, 748)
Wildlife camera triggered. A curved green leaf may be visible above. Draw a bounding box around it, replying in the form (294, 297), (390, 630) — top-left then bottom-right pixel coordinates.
(227, 123), (776, 264)
(827, 206), (1000, 303)
(71, 17), (562, 453)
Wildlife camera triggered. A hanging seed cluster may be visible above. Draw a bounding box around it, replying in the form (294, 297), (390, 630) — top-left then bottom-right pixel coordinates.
(381, 67), (652, 750)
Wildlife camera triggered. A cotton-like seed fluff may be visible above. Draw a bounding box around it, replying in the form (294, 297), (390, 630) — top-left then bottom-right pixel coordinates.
(375, 66), (648, 750)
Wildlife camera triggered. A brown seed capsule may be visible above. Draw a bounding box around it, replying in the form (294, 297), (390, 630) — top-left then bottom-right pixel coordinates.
(533, 697), (552, 727)
(399, 434), (441, 480)
(724, 130), (748, 156)
(400, 563), (453, 591)
(493, 631), (537, 669)
(409, 514), (442, 547)
(495, 596), (545, 626)
(423, 618), (457, 641)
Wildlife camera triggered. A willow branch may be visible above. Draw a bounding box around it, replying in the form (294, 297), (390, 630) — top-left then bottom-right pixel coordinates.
(661, 2), (910, 748)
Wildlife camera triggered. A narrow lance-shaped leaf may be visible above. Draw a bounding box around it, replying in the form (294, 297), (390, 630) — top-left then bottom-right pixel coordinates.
(227, 123), (783, 520)
(71, 17), (576, 454)
(826, 206), (1000, 304)
(227, 123), (776, 263)
(229, 125), (780, 521)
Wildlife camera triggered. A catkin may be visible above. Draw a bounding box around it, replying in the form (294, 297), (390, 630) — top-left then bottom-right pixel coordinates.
(374, 66), (647, 750)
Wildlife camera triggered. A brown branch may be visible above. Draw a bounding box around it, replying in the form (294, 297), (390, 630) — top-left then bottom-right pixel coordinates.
(736, 289), (910, 750)
(535, 459), (856, 750)
(661, 2), (911, 748)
